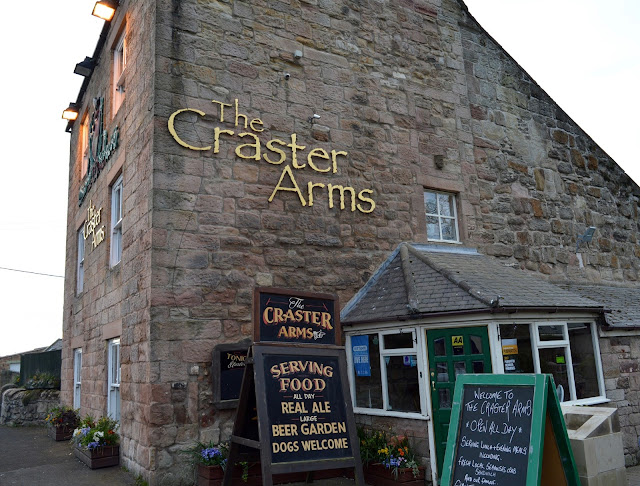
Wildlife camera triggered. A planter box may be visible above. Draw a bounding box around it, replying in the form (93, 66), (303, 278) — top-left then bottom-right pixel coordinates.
(364, 463), (425, 486)
(74, 445), (120, 469)
(197, 464), (326, 486)
(47, 424), (74, 441)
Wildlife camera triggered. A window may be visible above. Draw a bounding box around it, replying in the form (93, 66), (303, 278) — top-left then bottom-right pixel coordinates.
(110, 175), (123, 267)
(424, 190), (459, 242)
(500, 322), (605, 403)
(81, 113), (89, 178)
(107, 338), (120, 421)
(349, 330), (421, 414)
(76, 229), (85, 294)
(113, 32), (126, 114)
(73, 348), (82, 409)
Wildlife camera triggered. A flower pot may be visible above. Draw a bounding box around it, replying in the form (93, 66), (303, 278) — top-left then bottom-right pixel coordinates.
(364, 463), (426, 485)
(196, 464), (310, 486)
(74, 445), (120, 469)
(47, 424), (74, 441)
(197, 463), (262, 486)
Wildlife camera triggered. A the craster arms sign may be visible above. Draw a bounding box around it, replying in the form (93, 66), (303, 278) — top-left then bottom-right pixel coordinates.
(168, 99), (376, 214)
(253, 288), (341, 346)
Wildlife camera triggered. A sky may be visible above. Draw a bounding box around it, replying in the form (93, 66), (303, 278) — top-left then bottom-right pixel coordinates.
(0, 1), (638, 357)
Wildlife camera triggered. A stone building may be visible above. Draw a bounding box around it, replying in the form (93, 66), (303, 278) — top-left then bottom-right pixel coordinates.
(61, 0), (640, 484)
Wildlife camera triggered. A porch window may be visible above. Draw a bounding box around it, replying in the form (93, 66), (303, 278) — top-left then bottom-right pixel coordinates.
(349, 330), (421, 414)
(499, 321), (604, 403)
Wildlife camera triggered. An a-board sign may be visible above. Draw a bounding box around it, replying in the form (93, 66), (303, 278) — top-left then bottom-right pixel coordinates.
(212, 340), (250, 409)
(257, 347), (353, 464)
(440, 374), (580, 486)
(224, 343), (364, 486)
(254, 287), (340, 346)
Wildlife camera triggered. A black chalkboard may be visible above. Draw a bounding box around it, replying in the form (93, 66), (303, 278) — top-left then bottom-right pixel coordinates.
(253, 288), (340, 346)
(441, 374), (581, 486)
(261, 352), (353, 464)
(225, 343), (365, 486)
(212, 341), (250, 409)
(451, 384), (534, 485)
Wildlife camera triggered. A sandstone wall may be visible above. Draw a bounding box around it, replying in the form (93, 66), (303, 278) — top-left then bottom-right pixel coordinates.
(148, 0), (639, 482)
(61, 0), (157, 480)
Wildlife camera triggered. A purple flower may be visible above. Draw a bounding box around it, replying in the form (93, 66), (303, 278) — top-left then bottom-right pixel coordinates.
(87, 441), (100, 450)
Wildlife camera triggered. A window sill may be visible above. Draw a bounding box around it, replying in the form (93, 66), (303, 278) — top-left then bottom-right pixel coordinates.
(353, 407), (429, 421)
(560, 396), (610, 407)
(426, 239), (462, 245)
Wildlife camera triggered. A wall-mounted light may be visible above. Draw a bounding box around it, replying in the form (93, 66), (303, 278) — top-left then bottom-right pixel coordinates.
(74, 57), (95, 77)
(92, 0), (118, 21)
(307, 114), (321, 123)
(575, 226), (596, 253)
(62, 103), (79, 121)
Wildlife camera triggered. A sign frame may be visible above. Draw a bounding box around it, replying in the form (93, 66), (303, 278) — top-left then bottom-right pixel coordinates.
(225, 343), (364, 486)
(253, 287), (341, 346)
(212, 339), (251, 409)
(440, 374), (580, 486)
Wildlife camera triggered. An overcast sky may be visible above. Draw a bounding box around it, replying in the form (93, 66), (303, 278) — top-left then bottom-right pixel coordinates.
(0, 1), (637, 357)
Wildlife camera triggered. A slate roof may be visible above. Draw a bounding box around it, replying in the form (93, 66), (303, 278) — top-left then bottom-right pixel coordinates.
(561, 284), (640, 329)
(341, 243), (603, 324)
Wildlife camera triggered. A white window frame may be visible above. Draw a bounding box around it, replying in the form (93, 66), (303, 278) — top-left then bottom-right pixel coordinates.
(526, 321), (606, 405)
(76, 229), (85, 294)
(73, 348), (82, 409)
(424, 190), (460, 243)
(347, 329), (427, 420)
(107, 338), (121, 421)
(113, 32), (126, 115)
(110, 175), (123, 267)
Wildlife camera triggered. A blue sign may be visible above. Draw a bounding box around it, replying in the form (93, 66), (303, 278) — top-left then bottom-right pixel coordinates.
(351, 336), (371, 377)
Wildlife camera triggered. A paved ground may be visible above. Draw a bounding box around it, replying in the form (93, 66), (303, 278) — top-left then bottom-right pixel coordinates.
(1, 425), (639, 485)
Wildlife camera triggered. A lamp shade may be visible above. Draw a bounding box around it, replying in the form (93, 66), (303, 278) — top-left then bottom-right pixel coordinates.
(62, 103), (79, 121)
(92, 0), (118, 21)
(74, 57), (95, 77)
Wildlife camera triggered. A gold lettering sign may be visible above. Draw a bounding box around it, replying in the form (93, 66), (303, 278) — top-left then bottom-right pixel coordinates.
(168, 99), (376, 214)
(82, 200), (106, 250)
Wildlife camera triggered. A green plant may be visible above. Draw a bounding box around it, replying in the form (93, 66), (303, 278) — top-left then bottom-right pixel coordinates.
(134, 474), (148, 486)
(72, 415), (119, 450)
(357, 427), (421, 479)
(186, 441), (249, 482)
(45, 406), (79, 429)
(24, 371), (60, 390)
(357, 427), (388, 466)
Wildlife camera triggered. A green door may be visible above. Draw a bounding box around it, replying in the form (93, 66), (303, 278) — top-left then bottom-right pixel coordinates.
(427, 327), (492, 477)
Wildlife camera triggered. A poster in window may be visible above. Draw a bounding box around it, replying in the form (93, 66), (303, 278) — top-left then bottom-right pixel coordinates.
(351, 335), (371, 377)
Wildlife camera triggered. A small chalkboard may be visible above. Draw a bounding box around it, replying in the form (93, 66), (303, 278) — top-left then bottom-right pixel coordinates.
(212, 340), (250, 409)
(440, 374), (580, 486)
(254, 287), (340, 346)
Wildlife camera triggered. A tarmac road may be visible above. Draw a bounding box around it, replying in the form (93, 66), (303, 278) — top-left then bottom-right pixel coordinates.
(0, 425), (136, 486)
(0, 425), (358, 486)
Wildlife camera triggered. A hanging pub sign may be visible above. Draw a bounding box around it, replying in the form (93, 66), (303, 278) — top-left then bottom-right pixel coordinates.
(440, 374), (580, 486)
(254, 287), (340, 346)
(79, 96), (120, 205)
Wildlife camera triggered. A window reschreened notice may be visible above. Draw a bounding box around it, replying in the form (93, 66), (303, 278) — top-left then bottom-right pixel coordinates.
(450, 385), (534, 486)
(263, 353), (352, 464)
